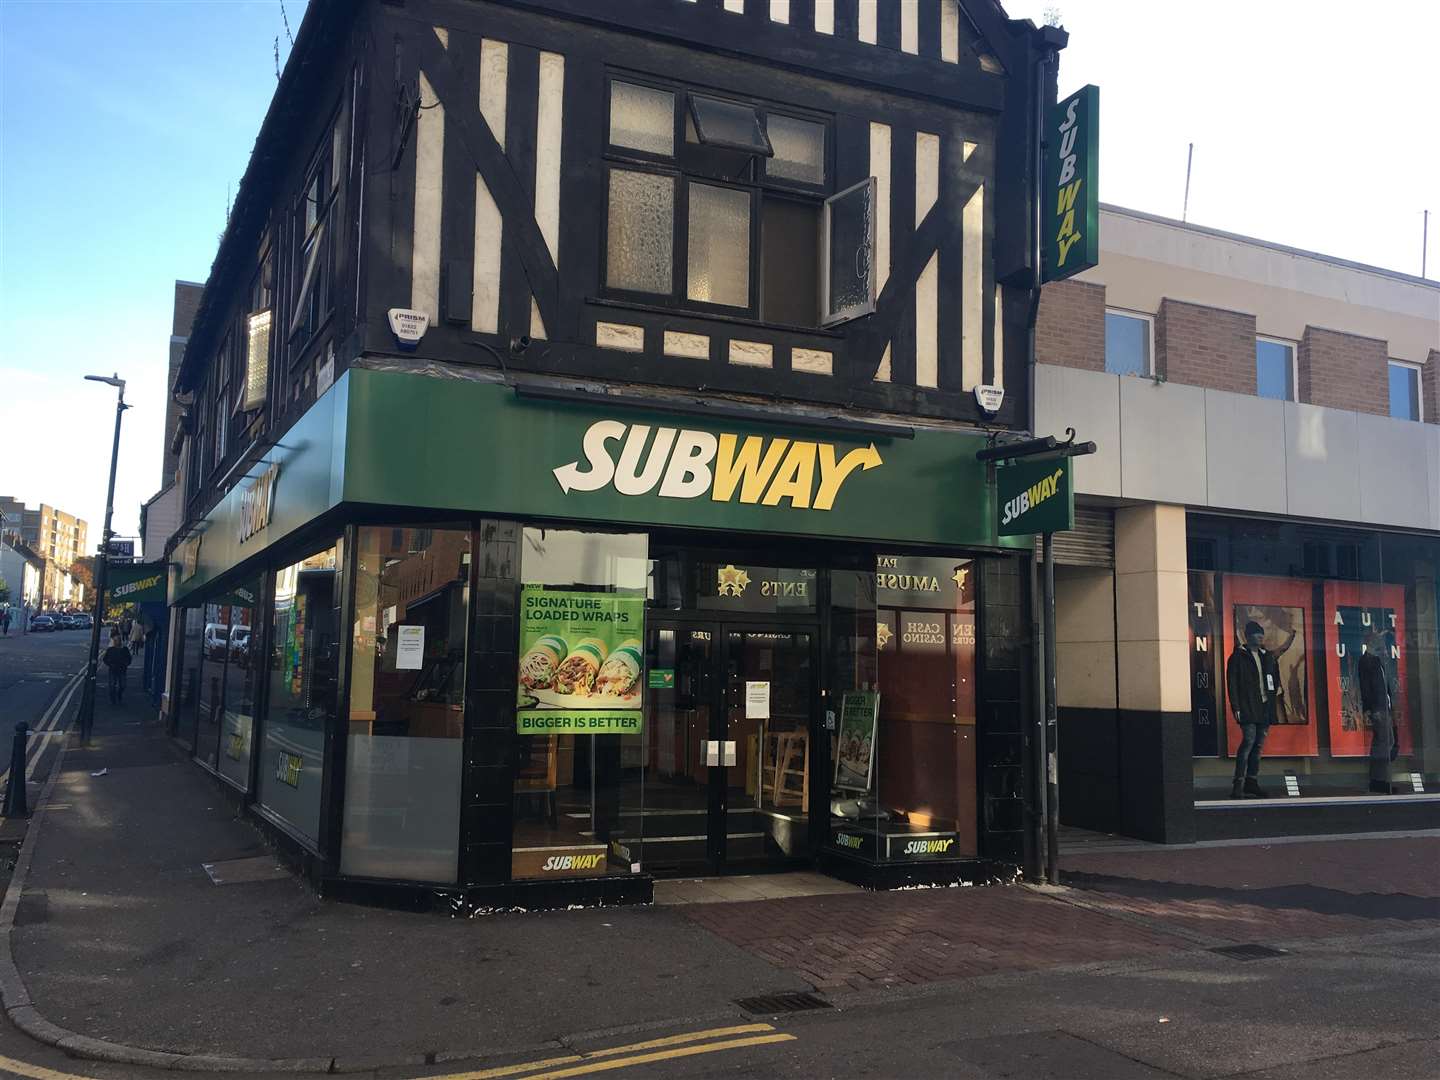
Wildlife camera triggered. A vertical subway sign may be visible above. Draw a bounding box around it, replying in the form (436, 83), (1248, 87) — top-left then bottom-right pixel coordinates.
(1042, 84), (1099, 283)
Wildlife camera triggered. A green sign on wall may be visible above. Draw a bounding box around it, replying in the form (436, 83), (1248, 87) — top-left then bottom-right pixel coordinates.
(1042, 84), (1099, 283)
(997, 458), (1074, 537)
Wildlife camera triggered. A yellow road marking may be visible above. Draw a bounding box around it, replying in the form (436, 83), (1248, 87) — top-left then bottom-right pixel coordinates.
(426, 1024), (785, 1080)
(517, 1034), (796, 1079)
(0, 1054), (100, 1080)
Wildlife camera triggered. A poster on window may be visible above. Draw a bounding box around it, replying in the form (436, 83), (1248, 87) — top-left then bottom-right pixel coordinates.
(1322, 582), (1410, 758)
(515, 586), (645, 735)
(1220, 575), (1317, 757)
(835, 691), (879, 792)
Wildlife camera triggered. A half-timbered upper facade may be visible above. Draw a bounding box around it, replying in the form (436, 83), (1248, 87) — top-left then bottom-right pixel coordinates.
(174, 0), (1057, 519)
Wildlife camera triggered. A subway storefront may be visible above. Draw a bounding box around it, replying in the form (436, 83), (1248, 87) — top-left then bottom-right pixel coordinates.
(168, 367), (1033, 907)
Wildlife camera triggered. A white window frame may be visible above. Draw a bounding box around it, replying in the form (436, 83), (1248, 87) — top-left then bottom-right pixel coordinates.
(1388, 359), (1424, 422)
(1255, 335), (1298, 402)
(1103, 307), (1154, 377)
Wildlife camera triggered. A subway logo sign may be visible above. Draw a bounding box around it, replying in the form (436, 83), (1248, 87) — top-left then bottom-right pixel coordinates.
(997, 457), (1074, 537)
(553, 420), (882, 512)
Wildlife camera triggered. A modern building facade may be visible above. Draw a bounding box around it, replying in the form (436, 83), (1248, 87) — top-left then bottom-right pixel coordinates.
(0, 497), (89, 608)
(160, 0), (1063, 908)
(1037, 205), (1440, 844)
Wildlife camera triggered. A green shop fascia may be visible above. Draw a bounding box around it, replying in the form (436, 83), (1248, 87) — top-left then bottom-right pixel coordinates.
(168, 367), (1034, 906)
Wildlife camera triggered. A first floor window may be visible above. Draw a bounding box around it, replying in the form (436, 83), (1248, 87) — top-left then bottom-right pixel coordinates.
(1388, 361), (1421, 421)
(1105, 310), (1151, 377)
(1256, 338), (1295, 401)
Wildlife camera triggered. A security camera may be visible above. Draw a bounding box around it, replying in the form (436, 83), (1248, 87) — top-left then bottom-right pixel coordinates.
(510, 335), (531, 355)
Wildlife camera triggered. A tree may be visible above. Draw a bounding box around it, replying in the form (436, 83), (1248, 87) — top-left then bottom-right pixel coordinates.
(0, 576), (10, 605)
(70, 555), (95, 596)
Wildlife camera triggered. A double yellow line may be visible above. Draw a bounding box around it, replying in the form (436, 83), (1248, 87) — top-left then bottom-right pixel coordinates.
(425, 1023), (796, 1080)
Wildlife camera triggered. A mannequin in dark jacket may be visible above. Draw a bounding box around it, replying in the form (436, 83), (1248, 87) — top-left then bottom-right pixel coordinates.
(1226, 621), (1283, 798)
(1357, 627), (1395, 793)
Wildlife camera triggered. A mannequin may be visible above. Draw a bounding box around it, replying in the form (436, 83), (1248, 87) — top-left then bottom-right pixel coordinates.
(1226, 620), (1283, 798)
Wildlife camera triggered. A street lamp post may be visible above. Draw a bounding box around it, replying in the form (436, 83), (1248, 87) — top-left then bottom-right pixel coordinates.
(78, 374), (129, 744)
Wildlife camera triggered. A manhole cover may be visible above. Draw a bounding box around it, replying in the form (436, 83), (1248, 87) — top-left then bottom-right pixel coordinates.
(734, 992), (832, 1015)
(1209, 943), (1288, 961)
(202, 856), (291, 886)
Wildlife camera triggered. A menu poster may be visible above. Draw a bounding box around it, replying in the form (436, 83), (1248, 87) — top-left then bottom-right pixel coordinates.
(516, 586), (645, 735)
(835, 691), (879, 792)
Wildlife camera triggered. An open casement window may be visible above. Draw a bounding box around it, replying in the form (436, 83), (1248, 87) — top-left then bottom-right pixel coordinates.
(289, 135), (335, 348)
(602, 76), (837, 329)
(820, 177), (878, 327)
(289, 218), (328, 339)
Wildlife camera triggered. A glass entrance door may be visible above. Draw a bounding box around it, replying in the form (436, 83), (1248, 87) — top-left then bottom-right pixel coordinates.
(643, 622), (817, 874)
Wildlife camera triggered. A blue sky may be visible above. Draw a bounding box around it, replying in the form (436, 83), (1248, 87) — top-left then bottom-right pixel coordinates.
(1, 0), (1436, 554)
(0, 1), (306, 548)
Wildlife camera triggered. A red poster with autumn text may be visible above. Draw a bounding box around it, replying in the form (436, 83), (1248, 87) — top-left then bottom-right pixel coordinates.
(1322, 582), (1410, 758)
(1221, 575), (1317, 757)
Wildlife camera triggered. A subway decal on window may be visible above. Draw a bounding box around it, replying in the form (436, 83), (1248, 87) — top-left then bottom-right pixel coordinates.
(552, 420), (882, 511)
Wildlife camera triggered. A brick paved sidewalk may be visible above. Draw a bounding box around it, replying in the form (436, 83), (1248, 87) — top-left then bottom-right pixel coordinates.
(682, 835), (1440, 992)
(683, 885), (1191, 992)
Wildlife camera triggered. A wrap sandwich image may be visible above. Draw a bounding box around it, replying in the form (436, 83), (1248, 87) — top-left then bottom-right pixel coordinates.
(552, 637), (608, 695)
(518, 634), (568, 690)
(594, 638), (643, 698)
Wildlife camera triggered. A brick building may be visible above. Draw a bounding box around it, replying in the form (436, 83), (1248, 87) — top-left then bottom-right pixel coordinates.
(0, 497), (90, 608)
(1036, 204), (1439, 844)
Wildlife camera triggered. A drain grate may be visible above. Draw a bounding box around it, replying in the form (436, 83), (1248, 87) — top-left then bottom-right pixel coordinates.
(734, 992), (832, 1015)
(1209, 943), (1288, 961)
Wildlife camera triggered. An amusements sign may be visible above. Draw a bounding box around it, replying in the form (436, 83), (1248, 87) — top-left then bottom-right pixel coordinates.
(516, 587), (645, 735)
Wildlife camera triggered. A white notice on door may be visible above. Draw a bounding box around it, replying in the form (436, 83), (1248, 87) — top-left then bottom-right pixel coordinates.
(745, 681), (770, 720)
(396, 625), (425, 670)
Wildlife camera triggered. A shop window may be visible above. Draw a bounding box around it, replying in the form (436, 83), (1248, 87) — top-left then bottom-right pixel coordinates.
(289, 125), (337, 355)
(216, 581), (261, 791)
(1255, 338), (1295, 401)
(1388, 361), (1422, 421)
(175, 607), (205, 751)
(340, 526), (470, 883)
(602, 76), (862, 329)
(258, 543), (343, 846)
(195, 599), (228, 771)
(513, 529), (647, 881)
(828, 556), (978, 863)
(1188, 517), (1439, 801)
(1104, 310), (1151, 377)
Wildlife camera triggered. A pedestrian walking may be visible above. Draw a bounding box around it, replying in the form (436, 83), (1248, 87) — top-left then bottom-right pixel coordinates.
(102, 633), (132, 706)
(1, 608), (10, 636)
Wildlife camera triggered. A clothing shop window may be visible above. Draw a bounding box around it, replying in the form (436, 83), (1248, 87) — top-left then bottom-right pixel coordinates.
(340, 526), (470, 883)
(1187, 517), (1439, 802)
(1104, 310), (1151, 377)
(512, 528), (647, 881)
(1255, 338), (1295, 401)
(602, 76), (861, 328)
(1388, 361), (1422, 421)
(257, 543), (343, 846)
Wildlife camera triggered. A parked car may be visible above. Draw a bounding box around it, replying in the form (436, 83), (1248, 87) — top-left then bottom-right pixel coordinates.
(30, 615), (55, 632)
(71, 613), (93, 629)
(228, 625), (252, 663)
(204, 623), (229, 659)
(56, 614), (77, 629)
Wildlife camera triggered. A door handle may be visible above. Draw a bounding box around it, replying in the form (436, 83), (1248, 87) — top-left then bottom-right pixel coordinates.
(723, 740), (737, 767)
(704, 740), (720, 766)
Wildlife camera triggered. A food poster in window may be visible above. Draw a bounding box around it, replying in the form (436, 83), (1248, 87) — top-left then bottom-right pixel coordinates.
(516, 586), (645, 735)
(1189, 572), (1222, 757)
(1220, 575), (1317, 757)
(835, 691), (879, 792)
(1322, 582), (1410, 758)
